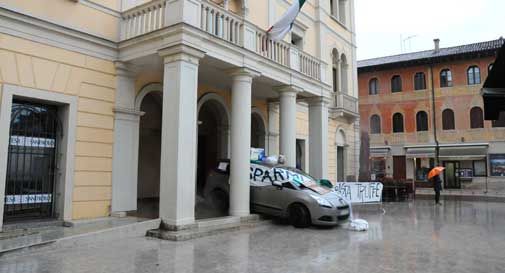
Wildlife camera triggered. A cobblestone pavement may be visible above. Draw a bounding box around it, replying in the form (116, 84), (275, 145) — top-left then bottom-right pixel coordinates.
(1, 200), (505, 273)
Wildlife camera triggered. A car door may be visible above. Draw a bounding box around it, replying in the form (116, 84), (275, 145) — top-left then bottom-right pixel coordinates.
(250, 164), (285, 215)
(254, 183), (285, 216)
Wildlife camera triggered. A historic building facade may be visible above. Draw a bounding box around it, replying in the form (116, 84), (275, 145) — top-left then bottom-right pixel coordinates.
(359, 38), (505, 192)
(0, 0), (359, 230)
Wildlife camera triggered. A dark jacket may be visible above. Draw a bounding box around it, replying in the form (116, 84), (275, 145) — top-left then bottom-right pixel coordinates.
(432, 175), (442, 192)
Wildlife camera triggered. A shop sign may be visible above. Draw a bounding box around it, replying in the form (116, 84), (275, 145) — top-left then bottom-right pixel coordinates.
(490, 154), (505, 177)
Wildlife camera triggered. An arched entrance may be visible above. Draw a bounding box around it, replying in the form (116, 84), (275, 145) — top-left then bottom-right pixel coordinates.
(251, 111), (266, 150)
(336, 129), (347, 182)
(196, 93), (230, 219)
(135, 84), (163, 219)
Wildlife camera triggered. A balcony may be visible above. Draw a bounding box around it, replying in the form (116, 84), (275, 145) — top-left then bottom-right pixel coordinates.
(330, 92), (359, 121)
(119, 0), (325, 82)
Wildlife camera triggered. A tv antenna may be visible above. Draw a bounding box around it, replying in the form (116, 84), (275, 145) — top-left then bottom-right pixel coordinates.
(400, 35), (418, 53)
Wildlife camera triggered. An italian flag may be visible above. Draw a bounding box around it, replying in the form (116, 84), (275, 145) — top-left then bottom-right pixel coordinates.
(267, 0), (306, 41)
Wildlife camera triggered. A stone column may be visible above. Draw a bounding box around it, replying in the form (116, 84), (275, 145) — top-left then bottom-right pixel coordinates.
(308, 96), (330, 179)
(278, 86), (301, 167)
(111, 62), (144, 216)
(267, 102), (279, 156)
(335, 59), (342, 93)
(228, 68), (260, 217)
(158, 44), (205, 229)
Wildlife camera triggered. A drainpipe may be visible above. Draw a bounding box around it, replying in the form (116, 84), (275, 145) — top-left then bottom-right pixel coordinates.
(430, 63), (440, 166)
(431, 39), (440, 166)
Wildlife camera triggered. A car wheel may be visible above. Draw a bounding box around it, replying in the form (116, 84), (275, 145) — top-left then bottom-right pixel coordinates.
(210, 189), (229, 213)
(289, 203), (311, 228)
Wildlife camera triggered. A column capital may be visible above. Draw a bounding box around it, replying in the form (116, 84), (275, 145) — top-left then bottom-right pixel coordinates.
(226, 67), (261, 79)
(114, 61), (136, 78)
(158, 44), (206, 65)
(275, 85), (303, 96)
(306, 96), (332, 107)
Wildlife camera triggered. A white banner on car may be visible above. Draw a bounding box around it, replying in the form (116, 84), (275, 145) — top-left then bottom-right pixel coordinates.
(333, 182), (383, 204)
(249, 165), (311, 186)
(5, 194), (52, 205)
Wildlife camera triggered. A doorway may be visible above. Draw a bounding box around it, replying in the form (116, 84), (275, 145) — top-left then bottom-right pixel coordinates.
(296, 139), (305, 171)
(337, 146), (345, 181)
(136, 92), (162, 219)
(251, 112), (266, 150)
(336, 129), (347, 182)
(393, 156), (407, 180)
(443, 161), (461, 189)
(4, 100), (60, 222)
(196, 95), (230, 219)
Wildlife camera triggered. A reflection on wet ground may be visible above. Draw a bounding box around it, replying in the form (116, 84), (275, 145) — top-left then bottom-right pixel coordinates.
(1, 200), (505, 273)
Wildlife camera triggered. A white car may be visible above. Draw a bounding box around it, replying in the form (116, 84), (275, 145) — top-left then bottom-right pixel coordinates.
(204, 160), (351, 228)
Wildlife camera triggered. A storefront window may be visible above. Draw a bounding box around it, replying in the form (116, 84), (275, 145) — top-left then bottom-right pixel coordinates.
(489, 154), (505, 177)
(371, 158), (386, 181)
(473, 160), (487, 177)
(415, 158), (431, 181)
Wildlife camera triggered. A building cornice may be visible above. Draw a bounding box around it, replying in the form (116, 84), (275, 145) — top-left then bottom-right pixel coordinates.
(77, 0), (121, 17)
(118, 23), (333, 96)
(0, 5), (118, 61)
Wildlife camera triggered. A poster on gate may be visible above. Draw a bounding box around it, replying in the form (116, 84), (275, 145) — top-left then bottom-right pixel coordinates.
(333, 182), (383, 204)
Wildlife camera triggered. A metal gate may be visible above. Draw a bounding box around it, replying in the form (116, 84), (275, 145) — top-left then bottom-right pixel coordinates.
(3, 100), (60, 221)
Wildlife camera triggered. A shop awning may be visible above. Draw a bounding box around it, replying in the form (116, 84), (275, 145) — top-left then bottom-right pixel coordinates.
(439, 145), (488, 160)
(370, 147), (390, 158)
(482, 42), (505, 120)
(405, 147), (435, 159)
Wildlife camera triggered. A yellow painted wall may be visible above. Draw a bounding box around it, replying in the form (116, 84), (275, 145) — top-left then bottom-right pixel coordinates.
(248, 0), (269, 29)
(0, 33), (116, 220)
(1, 0), (119, 41)
(90, 0), (120, 11)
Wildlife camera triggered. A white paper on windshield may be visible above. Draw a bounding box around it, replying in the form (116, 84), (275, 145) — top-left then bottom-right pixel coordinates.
(218, 162), (229, 172)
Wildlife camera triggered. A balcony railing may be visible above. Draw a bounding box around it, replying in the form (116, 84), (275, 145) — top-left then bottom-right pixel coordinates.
(200, 0), (243, 46)
(121, 0), (166, 40)
(119, 0), (325, 82)
(334, 92), (358, 114)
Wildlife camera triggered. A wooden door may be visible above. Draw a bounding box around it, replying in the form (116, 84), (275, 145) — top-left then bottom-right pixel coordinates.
(393, 156), (407, 180)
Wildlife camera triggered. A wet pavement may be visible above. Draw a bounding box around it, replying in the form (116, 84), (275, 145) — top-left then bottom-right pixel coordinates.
(1, 200), (505, 273)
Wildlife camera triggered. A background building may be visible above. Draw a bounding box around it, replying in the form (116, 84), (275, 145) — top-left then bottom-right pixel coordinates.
(358, 38), (505, 193)
(0, 0), (359, 231)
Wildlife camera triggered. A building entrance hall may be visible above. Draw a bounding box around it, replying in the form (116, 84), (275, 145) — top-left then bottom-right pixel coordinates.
(196, 94), (230, 219)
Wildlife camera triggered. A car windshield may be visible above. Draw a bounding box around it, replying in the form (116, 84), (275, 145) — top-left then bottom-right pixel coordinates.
(283, 167), (331, 195)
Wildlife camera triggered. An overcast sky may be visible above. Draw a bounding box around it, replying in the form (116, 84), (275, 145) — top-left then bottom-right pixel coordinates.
(355, 0), (505, 60)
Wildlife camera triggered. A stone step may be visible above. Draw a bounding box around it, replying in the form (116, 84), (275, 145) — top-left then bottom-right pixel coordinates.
(196, 216), (241, 229)
(147, 214), (265, 241)
(0, 218), (161, 258)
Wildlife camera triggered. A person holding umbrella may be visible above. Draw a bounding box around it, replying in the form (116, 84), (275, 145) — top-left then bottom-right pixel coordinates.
(428, 167), (445, 205)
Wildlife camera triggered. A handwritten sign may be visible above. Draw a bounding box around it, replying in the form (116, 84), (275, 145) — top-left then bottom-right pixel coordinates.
(249, 165), (312, 186)
(334, 182), (383, 204)
(249, 164), (330, 194)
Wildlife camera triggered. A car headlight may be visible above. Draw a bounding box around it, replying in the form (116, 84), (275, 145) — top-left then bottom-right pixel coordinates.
(311, 195), (332, 208)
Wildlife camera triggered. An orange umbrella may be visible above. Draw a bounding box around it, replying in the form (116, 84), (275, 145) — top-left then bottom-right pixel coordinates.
(428, 166), (445, 179)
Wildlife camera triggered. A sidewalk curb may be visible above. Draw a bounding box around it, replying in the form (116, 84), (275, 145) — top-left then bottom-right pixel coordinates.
(416, 193), (505, 203)
(0, 218), (161, 258)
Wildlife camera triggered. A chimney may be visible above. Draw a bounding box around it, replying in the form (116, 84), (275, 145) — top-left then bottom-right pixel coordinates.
(434, 38), (440, 53)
